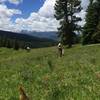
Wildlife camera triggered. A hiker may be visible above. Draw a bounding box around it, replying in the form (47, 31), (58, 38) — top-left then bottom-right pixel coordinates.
(57, 42), (64, 57)
(26, 46), (30, 52)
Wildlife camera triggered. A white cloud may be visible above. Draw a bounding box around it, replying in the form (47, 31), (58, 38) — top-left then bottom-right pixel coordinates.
(8, 0), (23, 5)
(0, 4), (21, 17)
(15, 12), (59, 32)
(76, 10), (87, 26)
(0, 0), (23, 5)
(78, 0), (89, 26)
(14, 0), (59, 32)
(0, 0), (6, 3)
(39, 0), (56, 18)
(0, 0), (58, 32)
(11, 0), (58, 32)
(0, 0), (90, 32)
(0, 4), (22, 32)
(81, 0), (89, 10)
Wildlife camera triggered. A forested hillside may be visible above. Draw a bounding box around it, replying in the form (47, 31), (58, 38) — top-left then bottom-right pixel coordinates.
(0, 30), (57, 49)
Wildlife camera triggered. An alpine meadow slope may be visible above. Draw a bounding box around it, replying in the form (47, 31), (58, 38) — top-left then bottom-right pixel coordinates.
(0, 45), (100, 99)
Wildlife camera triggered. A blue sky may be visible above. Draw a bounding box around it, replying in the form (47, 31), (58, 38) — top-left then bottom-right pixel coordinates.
(0, 0), (89, 32)
(5, 0), (45, 20)
(0, 0), (58, 32)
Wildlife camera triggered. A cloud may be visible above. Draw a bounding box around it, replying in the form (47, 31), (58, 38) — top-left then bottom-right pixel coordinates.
(81, 0), (89, 10)
(15, 12), (59, 32)
(76, 10), (87, 26)
(0, 0), (23, 5)
(13, 0), (58, 32)
(39, 0), (56, 18)
(0, 4), (22, 32)
(0, 4), (21, 17)
(78, 0), (89, 26)
(14, 0), (59, 32)
(0, 0), (6, 3)
(8, 0), (23, 5)
(0, 0), (90, 32)
(0, 0), (58, 32)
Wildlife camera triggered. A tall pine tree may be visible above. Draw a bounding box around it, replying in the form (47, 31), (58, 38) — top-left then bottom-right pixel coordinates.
(54, 0), (82, 47)
(14, 39), (19, 50)
(92, 21), (100, 42)
(93, 0), (100, 43)
(82, 0), (100, 44)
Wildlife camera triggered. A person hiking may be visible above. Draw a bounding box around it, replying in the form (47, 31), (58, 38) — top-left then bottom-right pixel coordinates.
(57, 43), (64, 57)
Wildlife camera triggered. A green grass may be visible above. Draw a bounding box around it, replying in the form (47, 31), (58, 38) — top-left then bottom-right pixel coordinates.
(0, 45), (100, 100)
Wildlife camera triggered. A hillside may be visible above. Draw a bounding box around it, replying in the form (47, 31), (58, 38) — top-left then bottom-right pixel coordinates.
(0, 30), (57, 48)
(0, 45), (100, 99)
(21, 30), (58, 40)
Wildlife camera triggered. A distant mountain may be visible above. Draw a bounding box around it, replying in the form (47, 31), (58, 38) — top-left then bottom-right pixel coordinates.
(21, 30), (58, 40)
(0, 30), (57, 48)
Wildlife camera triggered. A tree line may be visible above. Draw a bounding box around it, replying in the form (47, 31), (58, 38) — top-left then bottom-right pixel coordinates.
(0, 36), (27, 50)
(0, 30), (57, 50)
(54, 0), (100, 47)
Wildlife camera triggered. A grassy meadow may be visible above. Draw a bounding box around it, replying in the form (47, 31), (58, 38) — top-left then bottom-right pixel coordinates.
(0, 45), (100, 100)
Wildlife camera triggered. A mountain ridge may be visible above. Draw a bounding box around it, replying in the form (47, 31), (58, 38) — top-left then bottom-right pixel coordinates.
(21, 30), (58, 40)
(0, 30), (57, 48)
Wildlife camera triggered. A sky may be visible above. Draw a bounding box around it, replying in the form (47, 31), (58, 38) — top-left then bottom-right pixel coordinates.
(0, 0), (89, 32)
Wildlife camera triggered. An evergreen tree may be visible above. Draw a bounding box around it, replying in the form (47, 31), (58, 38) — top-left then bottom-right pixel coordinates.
(6, 39), (12, 48)
(82, 0), (100, 44)
(93, 0), (100, 43)
(54, 0), (82, 47)
(92, 21), (100, 42)
(2, 35), (7, 47)
(0, 36), (3, 47)
(14, 39), (19, 50)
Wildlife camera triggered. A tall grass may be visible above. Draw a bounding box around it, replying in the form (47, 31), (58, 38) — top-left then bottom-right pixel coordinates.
(0, 45), (100, 99)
